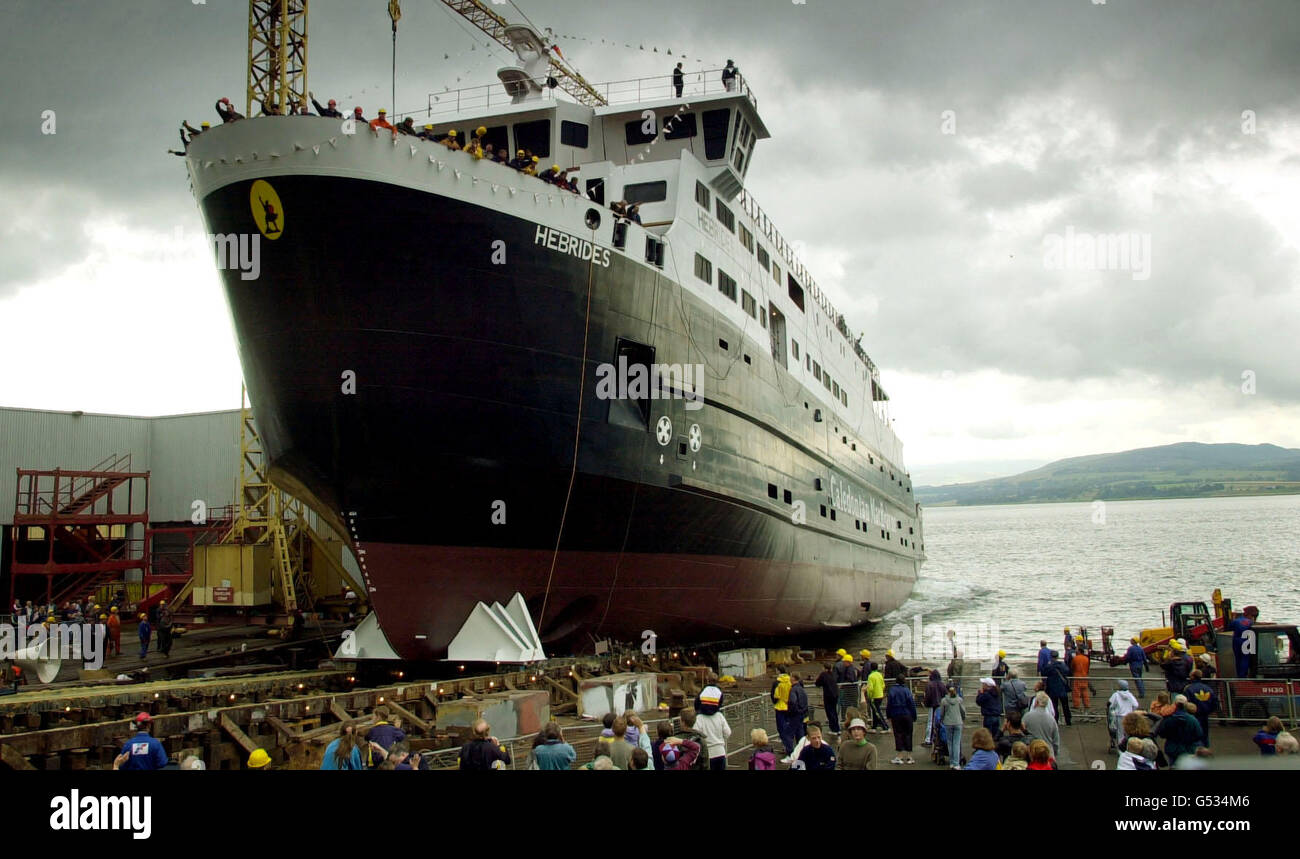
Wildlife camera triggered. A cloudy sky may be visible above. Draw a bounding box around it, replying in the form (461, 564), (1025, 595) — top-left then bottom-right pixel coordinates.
(2, 0), (1297, 485)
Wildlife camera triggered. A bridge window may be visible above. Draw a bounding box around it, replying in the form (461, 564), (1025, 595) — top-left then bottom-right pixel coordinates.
(663, 112), (697, 140)
(741, 290), (757, 318)
(757, 245), (769, 269)
(702, 108), (730, 160)
(772, 262), (781, 286)
(624, 181), (667, 204)
(624, 119), (656, 145)
(739, 225), (754, 253)
(513, 119), (551, 158)
(791, 339), (800, 361)
(560, 120), (589, 148)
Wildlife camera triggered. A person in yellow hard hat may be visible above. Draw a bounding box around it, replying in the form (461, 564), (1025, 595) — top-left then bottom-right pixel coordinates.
(992, 648), (1009, 685)
(523, 155), (539, 176)
(248, 748), (272, 770)
(138, 613), (152, 660)
(883, 648), (908, 683)
(369, 108), (394, 133)
(106, 605), (121, 656)
(475, 125), (487, 138)
(463, 133), (484, 159)
(836, 648), (847, 657)
(157, 598), (175, 658)
(441, 129), (461, 150)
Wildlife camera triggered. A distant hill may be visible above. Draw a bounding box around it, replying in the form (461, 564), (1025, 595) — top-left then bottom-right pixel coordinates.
(915, 443), (1300, 506)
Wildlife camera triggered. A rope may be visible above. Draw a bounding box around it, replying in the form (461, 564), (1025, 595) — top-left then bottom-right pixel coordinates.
(537, 239), (599, 632)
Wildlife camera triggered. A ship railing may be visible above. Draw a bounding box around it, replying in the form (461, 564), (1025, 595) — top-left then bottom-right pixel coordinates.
(422, 68), (755, 120)
(738, 189), (876, 373)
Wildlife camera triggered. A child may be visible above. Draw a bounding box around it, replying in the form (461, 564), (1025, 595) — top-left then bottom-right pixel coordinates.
(1002, 741), (1029, 771)
(1253, 716), (1285, 755)
(749, 728), (775, 770)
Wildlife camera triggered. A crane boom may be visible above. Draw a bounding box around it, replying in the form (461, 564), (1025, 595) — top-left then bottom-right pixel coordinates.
(247, 0), (309, 117)
(437, 0), (607, 106)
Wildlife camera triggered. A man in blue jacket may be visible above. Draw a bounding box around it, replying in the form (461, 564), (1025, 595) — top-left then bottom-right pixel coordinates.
(1042, 651), (1073, 726)
(1036, 639), (1052, 678)
(975, 678), (1003, 737)
(114, 713), (168, 770)
(788, 673), (810, 741)
(1230, 606), (1259, 678)
(1122, 637), (1148, 696)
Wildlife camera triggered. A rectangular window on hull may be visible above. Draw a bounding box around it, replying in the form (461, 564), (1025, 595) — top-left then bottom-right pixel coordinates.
(695, 181), (711, 209)
(788, 275), (805, 312)
(513, 119), (551, 158)
(715, 200), (735, 232)
(694, 253), (712, 284)
(702, 108), (730, 160)
(741, 290), (757, 318)
(757, 245), (769, 269)
(791, 339), (800, 361)
(560, 120), (589, 148)
(718, 270), (737, 302)
(739, 224), (754, 253)
(586, 178), (605, 205)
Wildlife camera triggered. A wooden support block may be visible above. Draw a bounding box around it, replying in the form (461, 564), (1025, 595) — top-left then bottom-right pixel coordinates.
(264, 715), (299, 742)
(219, 713), (259, 754)
(384, 700), (430, 734)
(330, 700), (352, 723)
(541, 674), (580, 701)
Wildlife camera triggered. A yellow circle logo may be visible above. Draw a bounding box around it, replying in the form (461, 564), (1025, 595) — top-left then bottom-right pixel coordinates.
(249, 180), (284, 240)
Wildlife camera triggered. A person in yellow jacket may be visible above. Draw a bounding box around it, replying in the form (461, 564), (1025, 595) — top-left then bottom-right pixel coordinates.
(770, 672), (796, 756)
(865, 662), (888, 732)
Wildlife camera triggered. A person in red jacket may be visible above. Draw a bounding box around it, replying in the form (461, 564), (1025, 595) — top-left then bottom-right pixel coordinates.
(106, 606), (122, 657)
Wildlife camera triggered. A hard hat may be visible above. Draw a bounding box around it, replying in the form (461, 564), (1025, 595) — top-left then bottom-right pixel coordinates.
(220, 97), (230, 105)
(93, 604), (100, 609)
(517, 149), (524, 156)
(448, 129), (457, 137)
(139, 613), (147, 620)
(1169, 639), (1185, 651)
(1131, 636), (1139, 644)
(110, 606), (118, 612)
(328, 99), (337, 107)
(531, 156), (539, 162)
(860, 649), (870, 658)
(997, 650), (1006, 658)
(476, 125), (486, 136)
(424, 124), (433, 130)
(551, 164), (560, 171)
(46, 616), (55, 623)
(886, 649), (895, 658)
(836, 648), (847, 656)
(99, 614), (107, 620)
(248, 748), (272, 768)
(354, 106), (363, 114)
(200, 122), (210, 128)
(1063, 627), (1070, 633)
(160, 600), (167, 606)
(135, 712), (152, 723)
(1075, 636), (1083, 643)
(842, 654), (852, 662)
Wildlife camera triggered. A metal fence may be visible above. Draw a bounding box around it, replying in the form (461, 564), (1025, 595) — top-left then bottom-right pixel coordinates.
(419, 694), (775, 770)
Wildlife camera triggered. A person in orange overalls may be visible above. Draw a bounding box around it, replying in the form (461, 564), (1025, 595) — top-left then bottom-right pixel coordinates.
(1070, 641), (1091, 709)
(106, 606), (121, 657)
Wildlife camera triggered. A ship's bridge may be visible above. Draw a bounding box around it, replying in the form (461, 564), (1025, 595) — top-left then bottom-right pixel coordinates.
(417, 67), (769, 202)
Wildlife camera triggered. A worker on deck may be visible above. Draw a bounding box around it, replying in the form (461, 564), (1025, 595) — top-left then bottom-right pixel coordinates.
(509, 148), (529, 171)
(721, 59), (737, 92)
(1122, 636), (1148, 696)
(106, 606), (121, 657)
(397, 116), (418, 137)
(1196, 652), (1216, 679)
(441, 129), (461, 150)
(113, 713), (168, 771)
(672, 62), (684, 97)
(369, 109), (395, 133)
(1062, 627), (1075, 660)
(1163, 639), (1192, 693)
(1070, 639), (1091, 710)
(463, 135), (484, 159)
(137, 613), (151, 660)
(1183, 670), (1218, 746)
(524, 155), (539, 176)
(884, 648), (908, 682)
(1230, 605), (1260, 678)
(1036, 639), (1052, 678)
(156, 600), (174, 657)
(813, 663), (839, 734)
(991, 649), (1009, 685)
(215, 97), (243, 123)
(309, 91), (343, 118)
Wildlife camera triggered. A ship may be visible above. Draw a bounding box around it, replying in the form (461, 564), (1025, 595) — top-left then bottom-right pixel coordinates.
(184, 7), (924, 662)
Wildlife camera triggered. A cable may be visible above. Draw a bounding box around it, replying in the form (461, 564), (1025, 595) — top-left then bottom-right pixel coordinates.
(537, 234), (599, 633)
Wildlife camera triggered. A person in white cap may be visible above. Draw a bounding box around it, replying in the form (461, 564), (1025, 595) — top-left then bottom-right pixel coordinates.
(1107, 679), (1140, 751)
(975, 678), (1002, 737)
(836, 718), (877, 770)
(1153, 694), (1205, 765)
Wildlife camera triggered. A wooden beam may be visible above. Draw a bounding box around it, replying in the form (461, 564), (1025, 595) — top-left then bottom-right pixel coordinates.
(219, 713), (259, 754)
(263, 715), (299, 742)
(329, 700), (352, 723)
(1, 744), (35, 770)
(384, 700), (430, 734)
(541, 675), (579, 701)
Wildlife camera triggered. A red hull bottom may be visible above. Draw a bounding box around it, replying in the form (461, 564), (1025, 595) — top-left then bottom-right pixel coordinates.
(363, 543), (917, 660)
